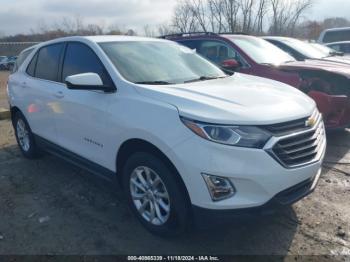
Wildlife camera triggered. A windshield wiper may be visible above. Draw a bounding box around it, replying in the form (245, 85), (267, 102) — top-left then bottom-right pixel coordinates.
(135, 81), (173, 85)
(184, 76), (227, 83)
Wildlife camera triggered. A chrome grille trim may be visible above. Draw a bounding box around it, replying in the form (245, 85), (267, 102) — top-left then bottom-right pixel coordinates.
(264, 111), (326, 169)
(262, 110), (321, 136)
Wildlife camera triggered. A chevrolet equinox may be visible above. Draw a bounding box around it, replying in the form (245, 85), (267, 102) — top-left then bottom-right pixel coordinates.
(7, 36), (326, 236)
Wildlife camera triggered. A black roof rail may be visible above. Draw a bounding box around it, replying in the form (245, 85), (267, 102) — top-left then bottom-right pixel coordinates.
(160, 32), (219, 39)
(219, 32), (249, 35)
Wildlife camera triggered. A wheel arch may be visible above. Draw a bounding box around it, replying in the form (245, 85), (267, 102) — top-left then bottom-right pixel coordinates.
(10, 106), (22, 126)
(116, 138), (191, 205)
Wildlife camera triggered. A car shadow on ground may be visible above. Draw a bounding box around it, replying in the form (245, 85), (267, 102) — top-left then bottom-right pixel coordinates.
(0, 144), (298, 255)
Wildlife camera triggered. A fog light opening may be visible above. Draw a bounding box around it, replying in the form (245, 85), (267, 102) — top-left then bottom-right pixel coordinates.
(202, 174), (236, 201)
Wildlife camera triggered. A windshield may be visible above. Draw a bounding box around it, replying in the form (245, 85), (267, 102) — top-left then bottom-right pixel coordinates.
(311, 43), (335, 55)
(99, 41), (226, 84)
(229, 36), (295, 65)
(280, 38), (328, 59)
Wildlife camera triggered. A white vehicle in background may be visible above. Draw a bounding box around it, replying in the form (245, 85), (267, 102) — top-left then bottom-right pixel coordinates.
(310, 43), (345, 57)
(7, 36), (326, 236)
(326, 41), (350, 56)
(318, 27), (350, 44)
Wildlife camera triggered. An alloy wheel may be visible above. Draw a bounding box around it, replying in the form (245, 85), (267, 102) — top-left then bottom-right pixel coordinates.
(16, 119), (30, 152)
(130, 166), (171, 226)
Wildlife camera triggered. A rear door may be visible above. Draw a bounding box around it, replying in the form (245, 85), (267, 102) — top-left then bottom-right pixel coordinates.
(21, 43), (65, 142)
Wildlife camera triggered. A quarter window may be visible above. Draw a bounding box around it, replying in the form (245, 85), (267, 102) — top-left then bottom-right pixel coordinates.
(62, 42), (113, 86)
(26, 53), (38, 77)
(35, 43), (64, 81)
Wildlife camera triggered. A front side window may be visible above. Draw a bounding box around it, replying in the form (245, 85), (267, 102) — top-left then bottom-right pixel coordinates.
(62, 42), (113, 86)
(229, 36), (296, 65)
(35, 43), (64, 82)
(178, 40), (199, 50)
(328, 44), (340, 52)
(340, 43), (350, 53)
(100, 41), (226, 85)
(196, 40), (247, 67)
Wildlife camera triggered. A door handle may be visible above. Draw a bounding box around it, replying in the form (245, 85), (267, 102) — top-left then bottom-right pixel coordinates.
(21, 81), (27, 88)
(54, 91), (64, 99)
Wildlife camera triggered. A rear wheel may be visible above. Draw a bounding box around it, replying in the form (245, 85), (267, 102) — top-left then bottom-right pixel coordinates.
(122, 152), (191, 236)
(14, 112), (41, 158)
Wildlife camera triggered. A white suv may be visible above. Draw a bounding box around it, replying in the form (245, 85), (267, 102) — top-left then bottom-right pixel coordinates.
(7, 36), (326, 236)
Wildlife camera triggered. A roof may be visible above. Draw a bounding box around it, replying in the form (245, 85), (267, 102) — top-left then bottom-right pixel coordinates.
(263, 36), (292, 41)
(220, 34), (258, 40)
(321, 27), (350, 32)
(326, 41), (350, 45)
(83, 35), (166, 43)
(29, 35), (168, 49)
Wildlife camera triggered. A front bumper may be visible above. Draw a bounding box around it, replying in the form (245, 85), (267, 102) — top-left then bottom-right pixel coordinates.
(168, 119), (326, 211)
(192, 169), (321, 226)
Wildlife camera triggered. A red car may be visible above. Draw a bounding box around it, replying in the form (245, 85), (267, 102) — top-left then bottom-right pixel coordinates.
(166, 33), (350, 130)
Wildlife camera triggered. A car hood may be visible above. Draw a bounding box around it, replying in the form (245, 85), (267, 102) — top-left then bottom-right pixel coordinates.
(135, 73), (315, 125)
(279, 59), (350, 79)
(323, 56), (350, 65)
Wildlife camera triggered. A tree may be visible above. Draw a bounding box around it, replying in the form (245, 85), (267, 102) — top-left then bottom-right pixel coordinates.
(222, 0), (241, 33)
(208, 0), (226, 32)
(241, 0), (255, 33)
(269, 0), (313, 36)
(172, 0), (199, 33)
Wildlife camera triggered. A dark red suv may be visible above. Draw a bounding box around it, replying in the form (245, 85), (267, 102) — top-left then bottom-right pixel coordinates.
(165, 33), (350, 130)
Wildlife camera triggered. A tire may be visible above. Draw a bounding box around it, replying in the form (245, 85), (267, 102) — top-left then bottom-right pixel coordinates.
(13, 112), (41, 159)
(122, 152), (191, 236)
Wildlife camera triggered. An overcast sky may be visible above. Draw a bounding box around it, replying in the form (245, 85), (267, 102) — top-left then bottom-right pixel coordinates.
(0, 0), (349, 36)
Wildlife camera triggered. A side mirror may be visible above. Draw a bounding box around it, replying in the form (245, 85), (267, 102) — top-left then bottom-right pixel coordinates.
(65, 73), (109, 91)
(221, 59), (241, 71)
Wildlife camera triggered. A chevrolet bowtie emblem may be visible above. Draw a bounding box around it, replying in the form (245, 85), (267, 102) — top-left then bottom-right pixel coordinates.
(305, 117), (316, 128)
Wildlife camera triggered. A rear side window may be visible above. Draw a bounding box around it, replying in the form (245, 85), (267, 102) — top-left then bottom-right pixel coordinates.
(35, 43), (64, 82)
(62, 42), (113, 86)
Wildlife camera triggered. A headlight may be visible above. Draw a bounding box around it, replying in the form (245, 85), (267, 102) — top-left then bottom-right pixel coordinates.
(181, 117), (271, 148)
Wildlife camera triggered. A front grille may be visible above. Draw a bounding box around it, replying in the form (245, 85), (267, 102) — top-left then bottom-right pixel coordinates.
(271, 118), (325, 168)
(263, 110), (319, 136)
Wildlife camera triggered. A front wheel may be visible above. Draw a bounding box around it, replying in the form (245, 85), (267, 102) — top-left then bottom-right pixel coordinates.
(122, 152), (191, 236)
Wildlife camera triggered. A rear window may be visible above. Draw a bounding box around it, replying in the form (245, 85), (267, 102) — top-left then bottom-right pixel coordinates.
(323, 30), (350, 43)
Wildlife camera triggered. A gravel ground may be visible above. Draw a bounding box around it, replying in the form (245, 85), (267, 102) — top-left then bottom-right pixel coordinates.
(0, 119), (349, 257)
(0, 71), (10, 109)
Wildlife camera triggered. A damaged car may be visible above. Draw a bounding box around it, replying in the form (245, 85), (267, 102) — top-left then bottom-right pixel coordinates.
(166, 33), (350, 130)
(264, 36), (350, 66)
